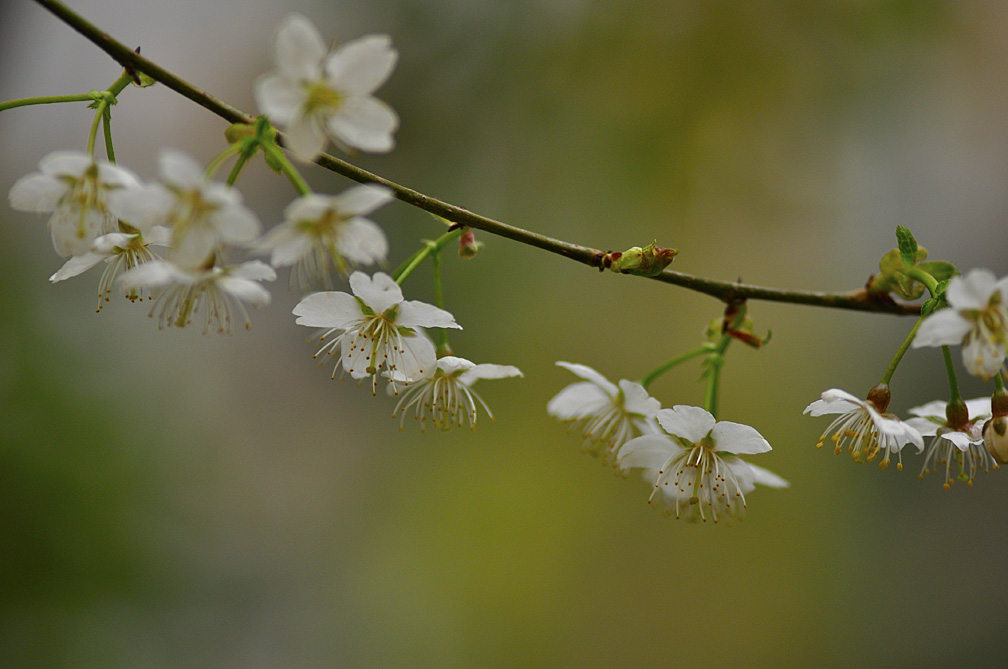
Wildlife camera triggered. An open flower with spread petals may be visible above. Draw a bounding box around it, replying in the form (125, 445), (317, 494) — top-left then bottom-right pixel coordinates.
(118, 259), (275, 333)
(293, 271), (460, 393)
(547, 362), (660, 465)
(258, 184), (392, 291)
(50, 226), (170, 310)
(9, 150), (139, 258)
(906, 398), (996, 488)
(255, 14), (399, 161)
(112, 150), (261, 269)
(805, 386), (924, 470)
(912, 269), (1008, 378)
(618, 405), (787, 522)
(388, 356), (522, 431)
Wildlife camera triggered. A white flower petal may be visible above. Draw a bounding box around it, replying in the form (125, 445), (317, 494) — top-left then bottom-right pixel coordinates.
(965, 397), (993, 420)
(913, 309), (972, 348)
(617, 434), (680, 471)
(804, 388), (862, 416)
(554, 362), (618, 396)
(436, 356), (476, 375)
(397, 300), (461, 329)
(458, 363), (522, 385)
(254, 73), (303, 123)
(546, 382), (611, 419)
(391, 332), (437, 381)
(336, 218), (388, 266)
(943, 430), (980, 451)
(218, 276), (272, 307)
(324, 34), (397, 96)
(350, 271), (402, 314)
(711, 420), (772, 454)
(38, 151), (92, 177)
(229, 260), (277, 282)
(962, 335), (1006, 378)
(159, 149), (205, 189)
(108, 183), (175, 232)
(293, 291), (362, 328)
(617, 380), (660, 418)
(8, 173), (67, 212)
(49, 252), (106, 282)
(907, 399), (949, 419)
(747, 463), (790, 488)
(905, 416), (940, 437)
(284, 112), (327, 163)
(657, 405), (716, 444)
(332, 184), (394, 216)
(947, 269), (996, 311)
(273, 14), (326, 81)
(212, 202), (262, 245)
(118, 259), (177, 289)
(327, 96), (398, 153)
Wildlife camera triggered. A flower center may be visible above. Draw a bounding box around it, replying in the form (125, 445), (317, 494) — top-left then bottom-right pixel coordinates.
(303, 82), (343, 115)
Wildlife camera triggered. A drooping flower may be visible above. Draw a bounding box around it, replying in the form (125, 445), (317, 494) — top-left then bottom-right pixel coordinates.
(9, 150), (139, 258)
(258, 184), (392, 291)
(618, 405), (787, 522)
(804, 387), (924, 470)
(50, 225), (170, 310)
(913, 269), (1008, 378)
(292, 271), (460, 393)
(388, 356), (522, 431)
(118, 259), (276, 333)
(547, 362), (660, 465)
(112, 150), (261, 269)
(255, 14), (399, 161)
(906, 398), (996, 488)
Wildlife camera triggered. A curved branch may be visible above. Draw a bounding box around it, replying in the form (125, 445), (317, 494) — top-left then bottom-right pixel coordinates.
(32, 0), (921, 316)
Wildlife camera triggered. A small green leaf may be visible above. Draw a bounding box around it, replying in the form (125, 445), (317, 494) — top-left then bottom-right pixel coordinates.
(896, 226), (919, 267)
(917, 261), (958, 283)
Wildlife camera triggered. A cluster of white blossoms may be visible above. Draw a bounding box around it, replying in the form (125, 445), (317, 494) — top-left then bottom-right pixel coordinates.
(548, 363), (788, 521)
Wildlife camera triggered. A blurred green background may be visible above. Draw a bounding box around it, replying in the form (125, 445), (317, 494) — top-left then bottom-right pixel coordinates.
(2, 0), (1008, 665)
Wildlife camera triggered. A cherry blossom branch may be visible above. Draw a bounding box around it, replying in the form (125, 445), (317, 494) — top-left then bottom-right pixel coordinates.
(32, 0), (921, 316)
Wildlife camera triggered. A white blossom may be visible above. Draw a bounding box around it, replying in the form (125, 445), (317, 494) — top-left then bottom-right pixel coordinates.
(112, 150), (261, 269)
(255, 14), (399, 161)
(9, 150), (138, 258)
(906, 398), (997, 488)
(258, 184), (392, 291)
(388, 356), (522, 431)
(547, 362), (660, 465)
(805, 388), (924, 470)
(913, 269), (1008, 378)
(292, 271), (460, 393)
(119, 259), (275, 333)
(618, 405), (787, 522)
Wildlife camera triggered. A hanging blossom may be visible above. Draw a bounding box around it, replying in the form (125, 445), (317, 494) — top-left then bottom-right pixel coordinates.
(292, 271), (460, 394)
(258, 184), (392, 291)
(50, 226), (170, 310)
(805, 387), (924, 470)
(8, 150), (139, 258)
(547, 362), (660, 466)
(388, 356), (522, 431)
(255, 14), (399, 161)
(118, 259), (276, 334)
(618, 405), (788, 523)
(112, 149), (261, 269)
(912, 269), (1008, 378)
(906, 398), (996, 489)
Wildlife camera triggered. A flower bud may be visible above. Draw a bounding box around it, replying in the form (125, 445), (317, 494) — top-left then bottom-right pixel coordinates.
(944, 397), (969, 431)
(602, 241), (677, 276)
(458, 228), (480, 259)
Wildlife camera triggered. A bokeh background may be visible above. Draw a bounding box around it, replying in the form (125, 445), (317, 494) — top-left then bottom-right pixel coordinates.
(2, 0), (1008, 665)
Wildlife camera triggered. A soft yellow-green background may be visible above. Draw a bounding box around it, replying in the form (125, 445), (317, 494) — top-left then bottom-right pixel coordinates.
(2, 1), (1008, 665)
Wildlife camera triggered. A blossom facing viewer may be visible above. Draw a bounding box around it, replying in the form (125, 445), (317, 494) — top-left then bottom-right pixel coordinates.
(9, 150), (139, 258)
(906, 398), (996, 489)
(112, 150), (261, 269)
(912, 269), (1008, 378)
(258, 184), (392, 291)
(388, 356), (522, 431)
(255, 14), (399, 161)
(805, 386), (924, 470)
(292, 271), (460, 393)
(618, 405), (787, 522)
(118, 259), (276, 333)
(547, 362), (660, 465)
